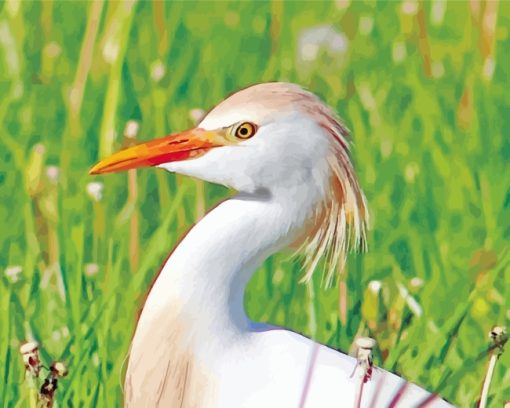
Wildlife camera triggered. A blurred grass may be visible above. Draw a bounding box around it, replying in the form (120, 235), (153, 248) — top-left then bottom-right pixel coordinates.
(1, 0), (509, 406)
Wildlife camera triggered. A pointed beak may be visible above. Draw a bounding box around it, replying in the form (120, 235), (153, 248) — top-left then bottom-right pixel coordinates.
(89, 128), (227, 175)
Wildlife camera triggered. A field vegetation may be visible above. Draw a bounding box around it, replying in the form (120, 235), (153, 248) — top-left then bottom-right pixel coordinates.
(0, 1), (509, 406)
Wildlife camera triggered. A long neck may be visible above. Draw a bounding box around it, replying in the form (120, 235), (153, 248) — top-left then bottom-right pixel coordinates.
(139, 188), (316, 340)
(125, 187), (320, 404)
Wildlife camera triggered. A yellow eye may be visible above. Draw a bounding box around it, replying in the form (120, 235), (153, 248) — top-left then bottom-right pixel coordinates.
(234, 122), (257, 139)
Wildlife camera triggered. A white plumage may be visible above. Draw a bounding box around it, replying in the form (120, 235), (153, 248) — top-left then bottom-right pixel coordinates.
(91, 82), (452, 407)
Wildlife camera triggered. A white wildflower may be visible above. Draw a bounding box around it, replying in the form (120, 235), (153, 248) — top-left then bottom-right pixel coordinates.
(297, 25), (348, 64)
(46, 165), (59, 183)
(368, 280), (382, 293)
(5, 265), (22, 283)
(86, 182), (103, 202)
(401, 0), (418, 15)
(124, 120), (140, 139)
(410, 277), (424, 288)
(150, 60), (166, 83)
(84, 263), (99, 277)
(431, 0), (446, 26)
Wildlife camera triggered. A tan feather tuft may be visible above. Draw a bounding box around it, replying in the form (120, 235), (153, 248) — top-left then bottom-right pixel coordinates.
(297, 93), (368, 286)
(208, 81), (368, 285)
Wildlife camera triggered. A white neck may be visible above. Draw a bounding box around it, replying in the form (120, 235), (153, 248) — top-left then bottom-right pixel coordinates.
(126, 185), (452, 408)
(137, 185), (319, 342)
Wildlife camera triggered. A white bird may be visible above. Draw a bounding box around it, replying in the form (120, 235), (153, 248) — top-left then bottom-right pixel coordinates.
(90, 83), (452, 408)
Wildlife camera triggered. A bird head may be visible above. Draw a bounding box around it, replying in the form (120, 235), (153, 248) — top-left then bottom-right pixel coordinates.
(90, 82), (368, 284)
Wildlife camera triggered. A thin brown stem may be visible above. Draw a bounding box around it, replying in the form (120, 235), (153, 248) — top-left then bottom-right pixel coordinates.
(416, 1), (432, 78)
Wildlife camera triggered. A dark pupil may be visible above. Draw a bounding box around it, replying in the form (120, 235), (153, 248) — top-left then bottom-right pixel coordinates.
(240, 127), (248, 135)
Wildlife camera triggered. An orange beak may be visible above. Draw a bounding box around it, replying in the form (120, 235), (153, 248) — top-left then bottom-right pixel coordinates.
(89, 128), (227, 175)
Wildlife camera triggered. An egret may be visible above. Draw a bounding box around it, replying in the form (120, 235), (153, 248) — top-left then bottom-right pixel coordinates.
(90, 83), (452, 407)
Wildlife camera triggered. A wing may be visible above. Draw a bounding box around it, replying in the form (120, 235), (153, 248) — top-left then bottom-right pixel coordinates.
(124, 307), (214, 408)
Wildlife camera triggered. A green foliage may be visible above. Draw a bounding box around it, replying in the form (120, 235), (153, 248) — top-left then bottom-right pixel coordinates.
(1, 0), (509, 406)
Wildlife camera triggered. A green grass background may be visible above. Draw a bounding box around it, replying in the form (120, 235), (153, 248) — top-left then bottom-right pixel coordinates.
(1, 0), (509, 406)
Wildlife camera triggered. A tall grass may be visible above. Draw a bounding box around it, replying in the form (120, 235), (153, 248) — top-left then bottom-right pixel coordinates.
(0, 1), (509, 406)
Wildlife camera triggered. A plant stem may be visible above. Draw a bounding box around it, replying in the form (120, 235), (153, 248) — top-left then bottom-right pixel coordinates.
(29, 387), (38, 408)
(478, 352), (496, 408)
(25, 374), (39, 408)
(478, 326), (507, 408)
(98, 0), (137, 158)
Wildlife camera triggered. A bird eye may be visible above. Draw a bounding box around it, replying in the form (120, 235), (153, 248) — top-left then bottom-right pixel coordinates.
(234, 122), (257, 139)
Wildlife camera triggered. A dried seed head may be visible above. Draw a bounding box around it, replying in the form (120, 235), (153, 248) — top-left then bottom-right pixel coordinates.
(489, 326), (507, 350)
(352, 337), (376, 383)
(19, 341), (41, 377)
(355, 337), (376, 350)
(490, 326), (505, 338)
(479, 326), (507, 408)
(51, 361), (68, 377)
(19, 341), (38, 354)
(40, 375), (58, 399)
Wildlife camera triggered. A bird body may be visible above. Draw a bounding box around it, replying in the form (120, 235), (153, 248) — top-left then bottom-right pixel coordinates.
(124, 196), (449, 408)
(91, 83), (452, 407)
